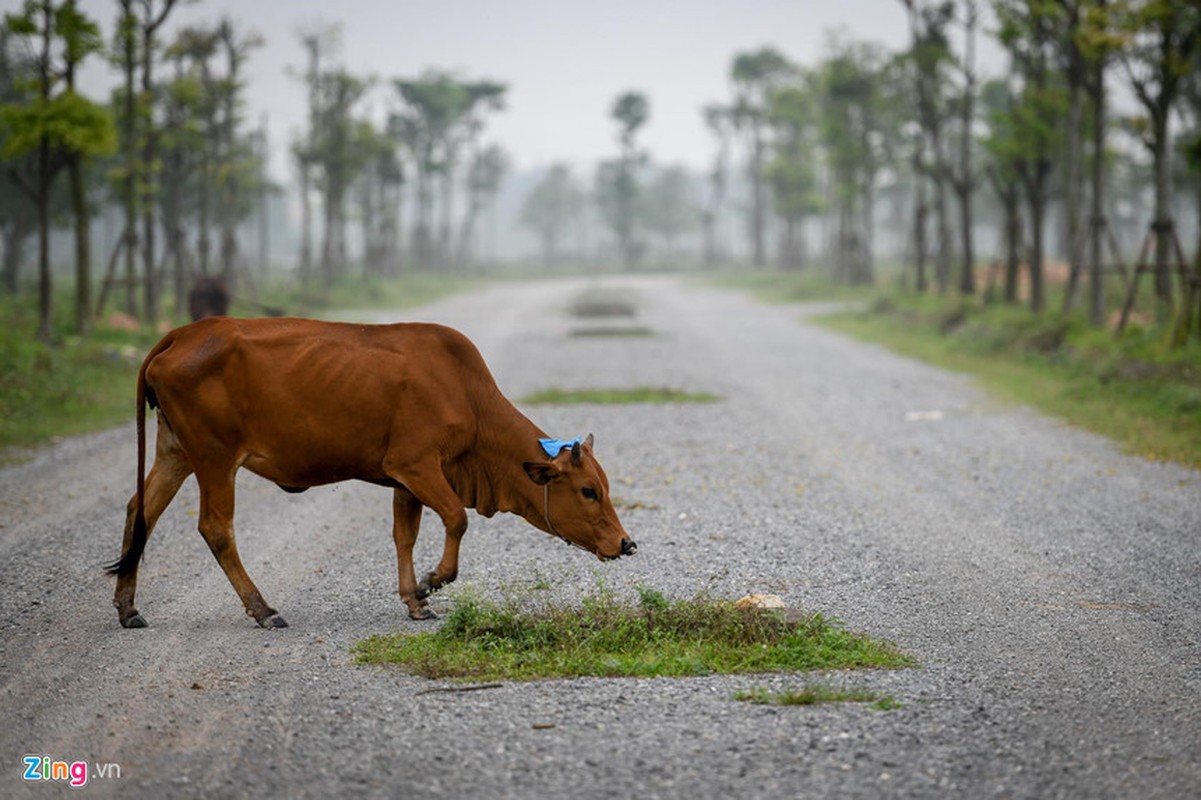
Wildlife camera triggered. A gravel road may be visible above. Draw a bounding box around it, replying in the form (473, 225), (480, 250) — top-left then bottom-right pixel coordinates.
(2, 275), (1199, 799)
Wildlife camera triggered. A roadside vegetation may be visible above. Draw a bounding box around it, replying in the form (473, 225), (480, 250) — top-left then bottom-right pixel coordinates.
(353, 583), (914, 681)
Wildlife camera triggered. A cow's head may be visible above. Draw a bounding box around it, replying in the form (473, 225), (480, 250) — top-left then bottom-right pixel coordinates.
(523, 434), (636, 560)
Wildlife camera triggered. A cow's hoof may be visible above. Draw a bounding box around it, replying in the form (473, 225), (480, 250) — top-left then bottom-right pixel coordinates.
(120, 613), (147, 629)
(409, 606), (437, 621)
(258, 614), (289, 629)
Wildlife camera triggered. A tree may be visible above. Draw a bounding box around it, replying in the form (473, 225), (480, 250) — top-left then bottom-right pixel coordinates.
(170, 22), (219, 281)
(392, 71), (462, 269)
(439, 79), (505, 270)
(1, 1), (115, 339)
(643, 165), (699, 263)
(816, 38), (893, 284)
(947, 0), (981, 296)
(290, 22), (340, 286)
(1049, 0), (1090, 314)
(392, 71), (506, 270)
(136, 0), (179, 323)
(598, 90), (649, 268)
(980, 77), (1025, 304)
(730, 46), (793, 268)
(901, 0), (957, 293)
(212, 18), (262, 286)
(1120, 0), (1200, 322)
(700, 103), (734, 266)
(522, 163), (585, 265)
(456, 143), (508, 268)
(354, 123), (403, 276)
(765, 82), (821, 271)
(995, 0), (1068, 314)
(0, 25), (37, 294)
(312, 69), (370, 287)
(1080, 0), (1125, 327)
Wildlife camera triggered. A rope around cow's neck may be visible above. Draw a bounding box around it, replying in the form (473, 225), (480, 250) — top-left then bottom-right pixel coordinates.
(542, 482), (591, 553)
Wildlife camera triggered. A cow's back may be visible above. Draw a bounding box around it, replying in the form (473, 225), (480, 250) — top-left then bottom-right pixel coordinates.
(145, 318), (504, 486)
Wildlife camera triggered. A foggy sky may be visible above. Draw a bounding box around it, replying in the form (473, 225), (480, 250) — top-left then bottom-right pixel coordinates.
(68, 0), (1006, 183)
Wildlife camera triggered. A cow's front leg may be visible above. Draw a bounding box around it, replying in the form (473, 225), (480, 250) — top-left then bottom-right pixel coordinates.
(391, 487), (434, 620)
(384, 457), (468, 606)
(416, 505), (467, 599)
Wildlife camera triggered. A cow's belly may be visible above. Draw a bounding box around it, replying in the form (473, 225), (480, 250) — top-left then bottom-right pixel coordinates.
(238, 436), (390, 489)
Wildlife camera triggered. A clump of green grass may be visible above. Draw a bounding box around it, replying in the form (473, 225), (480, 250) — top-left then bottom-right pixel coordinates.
(520, 387), (720, 405)
(735, 685), (901, 710)
(352, 586), (914, 681)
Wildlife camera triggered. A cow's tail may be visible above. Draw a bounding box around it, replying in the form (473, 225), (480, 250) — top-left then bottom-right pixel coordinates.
(105, 335), (169, 577)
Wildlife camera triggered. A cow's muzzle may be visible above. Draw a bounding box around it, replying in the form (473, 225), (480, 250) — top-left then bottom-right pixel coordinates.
(620, 539), (638, 557)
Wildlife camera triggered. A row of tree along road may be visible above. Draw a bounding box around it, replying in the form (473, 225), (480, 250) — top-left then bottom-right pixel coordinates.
(2, 1), (1200, 346)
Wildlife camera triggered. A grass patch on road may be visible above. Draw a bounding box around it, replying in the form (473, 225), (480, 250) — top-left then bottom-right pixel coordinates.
(818, 297), (1201, 468)
(353, 586), (914, 681)
(520, 386), (720, 405)
(735, 685), (901, 710)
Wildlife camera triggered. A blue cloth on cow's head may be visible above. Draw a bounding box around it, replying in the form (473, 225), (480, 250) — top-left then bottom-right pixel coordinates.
(539, 437), (583, 458)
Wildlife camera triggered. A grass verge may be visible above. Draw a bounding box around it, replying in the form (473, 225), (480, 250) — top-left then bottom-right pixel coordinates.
(520, 387), (720, 405)
(1, 302), (160, 457)
(818, 296), (1201, 468)
(352, 585), (915, 681)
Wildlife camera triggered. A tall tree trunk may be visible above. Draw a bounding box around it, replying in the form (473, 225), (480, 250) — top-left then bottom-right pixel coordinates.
(749, 124), (765, 267)
(69, 156), (91, 335)
(958, 0), (977, 296)
(36, 136), (52, 343)
(198, 139), (211, 275)
(120, 1), (138, 318)
(1061, 80), (1085, 314)
(1087, 63), (1106, 327)
(439, 155), (455, 270)
(141, 21), (158, 323)
(1026, 175), (1047, 314)
(1151, 113), (1173, 323)
(957, 182), (974, 294)
(913, 148), (928, 293)
(298, 159), (312, 284)
(1004, 186), (1022, 305)
(933, 171), (952, 293)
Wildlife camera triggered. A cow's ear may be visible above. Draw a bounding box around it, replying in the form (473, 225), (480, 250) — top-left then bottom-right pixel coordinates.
(523, 461), (560, 486)
(584, 433), (595, 449)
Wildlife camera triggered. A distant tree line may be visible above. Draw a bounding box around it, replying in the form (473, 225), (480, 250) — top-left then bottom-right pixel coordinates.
(0, 6), (511, 340)
(3, 0), (1200, 342)
(519, 0), (1200, 340)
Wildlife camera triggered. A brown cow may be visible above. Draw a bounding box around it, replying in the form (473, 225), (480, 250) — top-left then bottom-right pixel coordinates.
(105, 317), (636, 628)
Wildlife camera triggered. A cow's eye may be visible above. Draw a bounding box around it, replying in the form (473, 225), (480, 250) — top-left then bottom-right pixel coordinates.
(581, 487), (599, 501)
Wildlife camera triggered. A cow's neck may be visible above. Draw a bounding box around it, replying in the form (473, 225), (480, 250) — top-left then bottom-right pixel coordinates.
(449, 408), (553, 533)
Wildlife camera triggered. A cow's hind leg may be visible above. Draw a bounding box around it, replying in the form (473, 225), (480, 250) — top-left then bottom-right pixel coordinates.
(391, 487), (434, 620)
(195, 466), (286, 628)
(114, 415), (194, 628)
(384, 458), (468, 603)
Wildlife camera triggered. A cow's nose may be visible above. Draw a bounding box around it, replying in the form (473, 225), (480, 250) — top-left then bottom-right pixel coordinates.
(621, 539), (637, 556)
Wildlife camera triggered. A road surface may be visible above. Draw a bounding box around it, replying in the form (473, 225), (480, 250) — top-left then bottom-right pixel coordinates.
(2, 276), (1198, 798)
